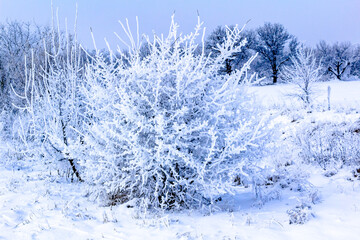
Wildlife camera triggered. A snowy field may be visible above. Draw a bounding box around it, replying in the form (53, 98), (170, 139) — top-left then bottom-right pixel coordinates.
(1, 80), (360, 240)
(249, 79), (360, 109)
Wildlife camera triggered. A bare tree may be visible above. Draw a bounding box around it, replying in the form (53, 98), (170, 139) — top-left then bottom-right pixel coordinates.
(283, 45), (322, 106)
(350, 45), (360, 78)
(316, 41), (354, 80)
(0, 21), (55, 139)
(0, 21), (41, 109)
(205, 25), (253, 75)
(250, 23), (298, 84)
(328, 42), (353, 80)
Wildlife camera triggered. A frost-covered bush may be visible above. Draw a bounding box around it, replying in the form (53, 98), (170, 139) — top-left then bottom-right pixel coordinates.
(287, 203), (314, 224)
(296, 120), (360, 170)
(80, 17), (266, 210)
(249, 135), (314, 204)
(14, 20), (86, 181)
(283, 46), (322, 106)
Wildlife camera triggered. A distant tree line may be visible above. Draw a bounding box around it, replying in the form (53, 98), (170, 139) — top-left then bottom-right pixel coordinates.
(0, 20), (359, 115)
(204, 23), (360, 84)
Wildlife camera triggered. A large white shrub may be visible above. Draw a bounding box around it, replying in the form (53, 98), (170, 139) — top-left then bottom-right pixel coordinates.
(80, 17), (266, 210)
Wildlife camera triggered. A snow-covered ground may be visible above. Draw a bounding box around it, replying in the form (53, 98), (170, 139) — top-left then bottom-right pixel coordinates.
(249, 79), (360, 109)
(1, 80), (360, 240)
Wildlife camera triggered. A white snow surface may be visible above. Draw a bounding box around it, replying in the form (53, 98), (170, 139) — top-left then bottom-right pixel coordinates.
(249, 79), (360, 109)
(1, 79), (360, 240)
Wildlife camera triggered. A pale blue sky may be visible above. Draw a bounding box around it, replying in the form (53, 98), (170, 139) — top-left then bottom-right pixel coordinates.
(0, 0), (359, 49)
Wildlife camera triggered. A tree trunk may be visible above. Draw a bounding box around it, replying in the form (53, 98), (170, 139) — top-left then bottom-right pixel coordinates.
(61, 118), (83, 182)
(336, 63), (341, 80)
(272, 66), (278, 84)
(272, 75), (278, 84)
(225, 59), (232, 75)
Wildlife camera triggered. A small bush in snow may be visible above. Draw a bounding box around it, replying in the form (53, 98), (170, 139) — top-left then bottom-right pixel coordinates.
(251, 158), (313, 204)
(296, 120), (360, 171)
(80, 17), (267, 210)
(287, 203), (314, 224)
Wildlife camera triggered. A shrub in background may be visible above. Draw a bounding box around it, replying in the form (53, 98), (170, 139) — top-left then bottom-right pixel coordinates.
(296, 120), (360, 171)
(283, 45), (322, 107)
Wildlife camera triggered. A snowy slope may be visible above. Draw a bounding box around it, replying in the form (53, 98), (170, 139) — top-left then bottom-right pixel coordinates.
(249, 79), (360, 109)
